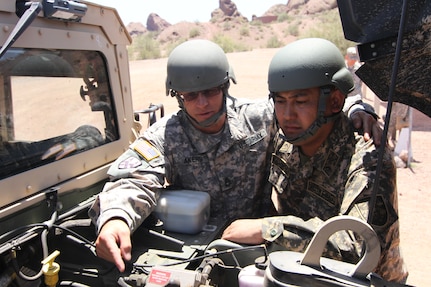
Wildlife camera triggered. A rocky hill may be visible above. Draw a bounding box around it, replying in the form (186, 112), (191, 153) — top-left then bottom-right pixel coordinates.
(126, 0), (352, 59)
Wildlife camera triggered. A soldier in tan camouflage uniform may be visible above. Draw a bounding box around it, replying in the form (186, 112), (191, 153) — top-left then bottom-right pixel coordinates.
(88, 39), (380, 273)
(222, 38), (408, 283)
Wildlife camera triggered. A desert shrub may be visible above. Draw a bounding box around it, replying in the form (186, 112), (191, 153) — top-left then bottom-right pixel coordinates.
(189, 27), (201, 38)
(285, 22), (300, 37)
(266, 36), (283, 48)
(277, 13), (293, 23)
(128, 33), (161, 60)
(212, 34), (250, 53)
(223, 22), (232, 31)
(250, 19), (263, 27)
(240, 26), (250, 37)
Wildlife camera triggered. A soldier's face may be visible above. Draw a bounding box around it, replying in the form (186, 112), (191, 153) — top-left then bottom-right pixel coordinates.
(274, 87), (345, 154)
(180, 87), (225, 133)
(274, 88), (321, 138)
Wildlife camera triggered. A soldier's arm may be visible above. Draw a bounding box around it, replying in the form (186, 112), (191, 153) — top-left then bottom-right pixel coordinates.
(261, 215), (361, 264)
(88, 139), (165, 272)
(89, 138), (165, 233)
(344, 146), (408, 282)
(344, 96), (381, 144)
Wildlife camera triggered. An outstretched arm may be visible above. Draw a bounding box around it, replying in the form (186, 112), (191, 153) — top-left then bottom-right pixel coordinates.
(344, 97), (382, 145)
(89, 139), (165, 271)
(222, 219), (265, 245)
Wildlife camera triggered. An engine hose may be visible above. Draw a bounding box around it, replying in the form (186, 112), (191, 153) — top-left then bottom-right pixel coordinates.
(10, 210), (58, 282)
(196, 257), (224, 283)
(10, 249), (43, 281)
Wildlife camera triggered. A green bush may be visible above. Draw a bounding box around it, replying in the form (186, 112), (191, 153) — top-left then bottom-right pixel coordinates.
(212, 34), (250, 53)
(223, 22), (232, 31)
(285, 22), (299, 37)
(266, 36), (283, 48)
(189, 27), (201, 38)
(128, 33), (161, 60)
(277, 13), (292, 23)
(240, 26), (250, 37)
(250, 19), (263, 27)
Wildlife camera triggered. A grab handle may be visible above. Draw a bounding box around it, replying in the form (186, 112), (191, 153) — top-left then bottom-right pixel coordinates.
(300, 215), (381, 278)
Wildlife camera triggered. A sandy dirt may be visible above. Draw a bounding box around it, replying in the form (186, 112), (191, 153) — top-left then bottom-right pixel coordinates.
(129, 49), (431, 286)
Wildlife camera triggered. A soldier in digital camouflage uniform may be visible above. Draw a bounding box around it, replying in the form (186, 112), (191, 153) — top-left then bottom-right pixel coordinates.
(88, 39), (276, 272)
(222, 38), (408, 283)
(88, 39), (380, 273)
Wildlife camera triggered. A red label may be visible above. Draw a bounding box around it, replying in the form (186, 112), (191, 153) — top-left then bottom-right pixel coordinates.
(148, 269), (171, 285)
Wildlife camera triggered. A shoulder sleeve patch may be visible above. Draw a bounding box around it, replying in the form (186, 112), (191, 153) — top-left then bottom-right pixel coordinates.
(118, 156), (142, 169)
(133, 140), (161, 161)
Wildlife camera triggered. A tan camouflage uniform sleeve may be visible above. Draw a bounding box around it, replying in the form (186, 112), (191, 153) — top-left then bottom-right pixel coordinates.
(343, 138), (408, 283)
(262, 215), (353, 262)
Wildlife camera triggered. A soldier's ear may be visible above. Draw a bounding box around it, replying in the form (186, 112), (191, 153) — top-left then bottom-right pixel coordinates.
(330, 90), (345, 113)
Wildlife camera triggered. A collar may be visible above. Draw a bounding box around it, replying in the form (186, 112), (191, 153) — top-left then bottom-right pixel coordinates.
(179, 105), (248, 155)
(274, 116), (354, 181)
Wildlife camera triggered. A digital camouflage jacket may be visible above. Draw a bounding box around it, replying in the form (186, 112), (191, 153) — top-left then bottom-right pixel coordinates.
(262, 114), (408, 283)
(89, 98), (276, 233)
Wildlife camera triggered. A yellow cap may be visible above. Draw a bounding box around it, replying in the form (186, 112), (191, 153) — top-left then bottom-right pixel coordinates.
(41, 250), (60, 287)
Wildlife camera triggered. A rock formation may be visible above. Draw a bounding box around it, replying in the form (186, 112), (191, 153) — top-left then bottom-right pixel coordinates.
(146, 13), (171, 31)
(219, 0), (240, 17)
(127, 22), (146, 36)
(287, 0), (337, 14)
(211, 0), (247, 22)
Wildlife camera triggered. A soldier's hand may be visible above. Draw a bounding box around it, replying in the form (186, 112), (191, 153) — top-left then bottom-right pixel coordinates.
(95, 219), (132, 272)
(41, 142), (77, 160)
(351, 110), (382, 146)
(41, 125), (104, 160)
(222, 219), (264, 245)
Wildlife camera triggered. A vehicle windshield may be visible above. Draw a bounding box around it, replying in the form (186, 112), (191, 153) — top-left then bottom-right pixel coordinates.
(0, 48), (118, 179)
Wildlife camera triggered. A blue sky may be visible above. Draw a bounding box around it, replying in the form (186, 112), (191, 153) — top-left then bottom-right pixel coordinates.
(90, 0), (286, 25)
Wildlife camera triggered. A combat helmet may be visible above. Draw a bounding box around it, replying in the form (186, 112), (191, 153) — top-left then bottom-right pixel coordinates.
(166, 40), (236, 128)
(166, 39), (236, 92)
(268, 38), (354, 144)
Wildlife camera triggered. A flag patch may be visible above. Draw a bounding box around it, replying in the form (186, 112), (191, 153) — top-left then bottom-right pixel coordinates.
(134, 140), (161, 161)
(118, 156), (142, 169)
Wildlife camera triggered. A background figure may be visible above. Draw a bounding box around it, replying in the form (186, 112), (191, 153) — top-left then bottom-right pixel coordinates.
(386, 102), (410, 150)
(345, 46), (365, 100)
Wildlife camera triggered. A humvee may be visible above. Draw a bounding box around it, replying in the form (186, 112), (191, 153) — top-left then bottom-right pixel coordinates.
(0, 0), (429, 286)
(0, 0), (149, 285)
(0, 1), (248, 286)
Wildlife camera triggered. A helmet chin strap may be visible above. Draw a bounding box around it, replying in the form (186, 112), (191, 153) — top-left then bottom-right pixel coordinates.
(175, 90), (228, 128)
(277, 86), (341, 145)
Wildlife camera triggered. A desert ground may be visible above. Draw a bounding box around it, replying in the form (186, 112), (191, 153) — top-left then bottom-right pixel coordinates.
(129, 49), (431, 286)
